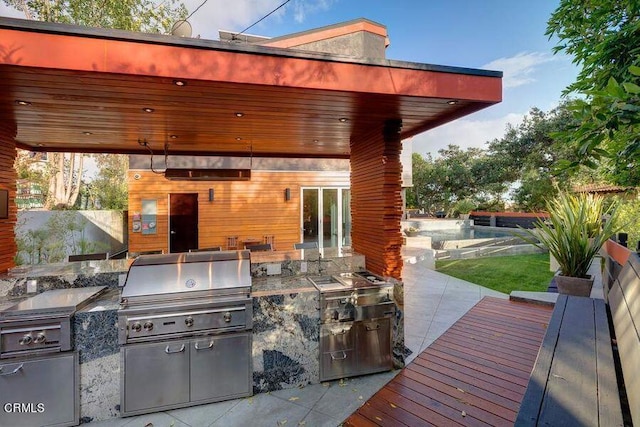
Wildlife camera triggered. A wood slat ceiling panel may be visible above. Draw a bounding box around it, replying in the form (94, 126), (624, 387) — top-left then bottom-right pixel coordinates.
(0, 64), (481, 158)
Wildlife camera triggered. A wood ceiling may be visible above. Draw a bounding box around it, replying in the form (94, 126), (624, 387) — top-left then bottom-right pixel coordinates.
(0, 19), (502, 159)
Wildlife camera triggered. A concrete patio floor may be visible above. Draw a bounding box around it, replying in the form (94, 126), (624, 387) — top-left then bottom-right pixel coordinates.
(89, 248), (507, 427)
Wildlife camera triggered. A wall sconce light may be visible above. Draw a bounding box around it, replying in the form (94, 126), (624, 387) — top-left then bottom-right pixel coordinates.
(284, 188), (291, 201)
(208, 188), (214, 202)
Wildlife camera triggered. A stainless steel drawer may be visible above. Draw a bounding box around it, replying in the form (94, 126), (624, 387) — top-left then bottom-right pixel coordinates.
(321, 348), (357, 381)
(0, 352), (78, 427)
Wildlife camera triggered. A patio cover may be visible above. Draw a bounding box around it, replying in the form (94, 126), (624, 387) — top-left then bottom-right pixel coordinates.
(0, 17), (502, 276)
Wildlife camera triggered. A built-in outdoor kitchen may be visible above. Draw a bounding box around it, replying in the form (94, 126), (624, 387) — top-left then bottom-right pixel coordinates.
(0, 248), (406, 425)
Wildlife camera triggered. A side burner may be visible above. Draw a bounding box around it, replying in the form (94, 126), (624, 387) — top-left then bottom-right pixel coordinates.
(0, 286), (107, 427)
(0, 286), (107, 359)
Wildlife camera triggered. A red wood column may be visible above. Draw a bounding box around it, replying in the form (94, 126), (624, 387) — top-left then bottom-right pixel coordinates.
(350, 119), (403, 279)
(0, 122), (17, 273)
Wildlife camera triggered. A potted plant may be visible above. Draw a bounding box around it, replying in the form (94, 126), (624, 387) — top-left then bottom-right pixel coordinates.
(453, 199), (476, 220)
(403, 226), (419, 237)
(519, 192), (620, 296)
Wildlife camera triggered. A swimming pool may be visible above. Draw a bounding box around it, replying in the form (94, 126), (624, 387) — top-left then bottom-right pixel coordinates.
(418, 228), (521, 243)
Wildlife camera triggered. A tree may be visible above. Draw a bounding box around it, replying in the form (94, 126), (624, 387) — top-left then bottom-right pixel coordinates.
(46, 152), (83, 209)
(408, 153), (443, 214)
(487, 103), (580, 210)
(547, 0), (640, 180)
(89, 154), (128, 210)
(409, 146), (508, 215)
(3, 0), (187, 33)
(5, 0), (187, 208)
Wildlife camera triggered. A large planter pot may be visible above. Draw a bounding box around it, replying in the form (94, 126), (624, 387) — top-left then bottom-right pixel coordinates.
(555, 275), (594, 297)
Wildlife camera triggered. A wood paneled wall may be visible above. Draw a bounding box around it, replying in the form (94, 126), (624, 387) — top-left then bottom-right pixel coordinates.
(350, 121), (403, 279)
(0, 122), (17, 273)
(128, 170), (349, 253)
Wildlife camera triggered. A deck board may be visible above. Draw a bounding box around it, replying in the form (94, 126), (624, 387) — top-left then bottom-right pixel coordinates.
(344, 297), (553, 427)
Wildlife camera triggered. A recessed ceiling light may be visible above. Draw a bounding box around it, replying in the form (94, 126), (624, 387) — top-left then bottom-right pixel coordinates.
(447, 100), (458, 105)
(142, 107), (155, 113)
(236, 137), (242, 141)
(173, 79), (186, 86)
(313, 139), (319, 143)
(37, 143), (44, 147)
(82, 131), (92, 135)
(235, 112), (244, 117)
(338, 117), (348, 123)
(15, 100), (31, 106)
(169, 134), (178, 139)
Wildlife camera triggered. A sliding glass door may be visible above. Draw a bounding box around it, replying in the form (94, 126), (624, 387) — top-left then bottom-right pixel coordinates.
(301, 187), (351, 250)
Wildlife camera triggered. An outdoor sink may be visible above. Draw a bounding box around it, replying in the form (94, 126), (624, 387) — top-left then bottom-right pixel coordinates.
(307, 275), (347, 290)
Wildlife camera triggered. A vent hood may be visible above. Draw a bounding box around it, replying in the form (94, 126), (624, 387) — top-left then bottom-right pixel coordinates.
(164, 168), (251, 181)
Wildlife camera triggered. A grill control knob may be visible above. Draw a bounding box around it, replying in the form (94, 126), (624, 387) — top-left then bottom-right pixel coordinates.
(34, 333), (46, 344)
(143, 321), (154, 331)
(131, 322), (142, 332)
(223, 312), (232, 323)
(19, 334), (33, 345)
(185, 316), (194, 327)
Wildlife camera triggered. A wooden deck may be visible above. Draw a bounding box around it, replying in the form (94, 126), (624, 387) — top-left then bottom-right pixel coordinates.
(344, 297), (553, 427)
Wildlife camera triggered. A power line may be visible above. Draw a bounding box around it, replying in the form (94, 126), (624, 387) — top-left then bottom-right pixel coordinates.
(233, 0), (292, 39)
(185, 0), (210, 22)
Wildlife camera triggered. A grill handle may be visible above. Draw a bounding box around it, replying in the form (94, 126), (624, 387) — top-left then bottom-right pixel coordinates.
(165, 344), (186, 354)
(194, 341), (215, 351)
(0, 363), (24, 376)
(330, 351), (348, 360)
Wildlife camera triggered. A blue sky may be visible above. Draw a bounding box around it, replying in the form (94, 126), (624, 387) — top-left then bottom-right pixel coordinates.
(0, 0), (579, 158)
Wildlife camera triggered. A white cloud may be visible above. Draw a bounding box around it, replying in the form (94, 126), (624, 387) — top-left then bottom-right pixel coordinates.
(0, 1), (324, 40)
(183, 0), (334, 40)
(182, 0), (283, 39)
(291, 0), (335, 24)
(483, 52), (556, 89)
(412, 113), (525, 157)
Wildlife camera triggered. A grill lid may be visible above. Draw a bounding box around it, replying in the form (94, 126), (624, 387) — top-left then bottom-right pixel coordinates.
(121, 250), (251, 299)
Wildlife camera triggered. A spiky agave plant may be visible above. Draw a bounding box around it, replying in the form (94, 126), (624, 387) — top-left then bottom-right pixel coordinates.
(519, 192), (620, 278)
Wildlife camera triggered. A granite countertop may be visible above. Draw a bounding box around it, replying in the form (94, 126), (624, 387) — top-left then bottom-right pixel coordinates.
(4, 259), (131, 279)
(46, 277), (318, 307)
(76, 288), (121, 312)
(2, 249), (361, 280)
(251, 276), (316, 297)
(249, 248), (358, 263)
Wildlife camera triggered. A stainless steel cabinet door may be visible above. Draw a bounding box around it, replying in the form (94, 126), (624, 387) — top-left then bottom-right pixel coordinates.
(122, 340), (190, 414)
(320, 323), (355, 351)
(190, 332), (251, 402)
(0, 352), (77, 427)
(355, 318), (392, 375)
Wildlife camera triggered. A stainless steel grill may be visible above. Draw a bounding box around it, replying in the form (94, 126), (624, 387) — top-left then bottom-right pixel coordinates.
(118, 250), (253, 417)
(310, 270), (395, 382)
(0, 286), (107, 427)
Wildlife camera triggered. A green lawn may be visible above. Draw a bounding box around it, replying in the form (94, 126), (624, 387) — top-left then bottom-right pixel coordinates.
(435, 253), (555, 294)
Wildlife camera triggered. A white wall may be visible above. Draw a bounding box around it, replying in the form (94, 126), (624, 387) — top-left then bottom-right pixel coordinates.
(16, 210), (127, 257)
